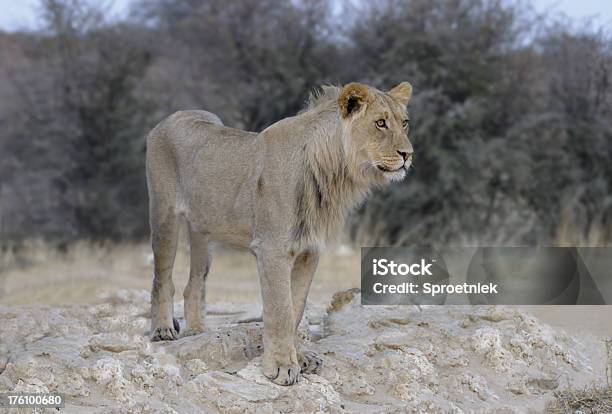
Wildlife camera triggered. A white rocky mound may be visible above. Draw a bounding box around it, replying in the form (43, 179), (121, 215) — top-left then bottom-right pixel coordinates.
(0, 289), (603, 413)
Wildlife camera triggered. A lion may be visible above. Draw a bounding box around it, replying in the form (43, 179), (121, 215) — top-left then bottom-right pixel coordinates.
(145, 81), (414, 385)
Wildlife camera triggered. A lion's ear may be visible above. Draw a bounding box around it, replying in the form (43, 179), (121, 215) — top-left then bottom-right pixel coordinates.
(338, 83), (369, 119)
(388, 82), (413, 106)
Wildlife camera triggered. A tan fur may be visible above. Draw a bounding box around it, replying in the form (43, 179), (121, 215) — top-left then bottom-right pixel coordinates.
(338, 82), (371, 118)
(388, 82), (413, 105)
(146, 82), (414, 385)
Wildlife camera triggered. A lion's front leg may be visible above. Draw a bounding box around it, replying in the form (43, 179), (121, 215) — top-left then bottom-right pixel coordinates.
(291, 250), (323, 374)
(256, 248), (301, 385)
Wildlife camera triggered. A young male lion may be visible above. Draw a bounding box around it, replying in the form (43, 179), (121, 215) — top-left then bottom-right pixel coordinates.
(146, 82), (414, 385)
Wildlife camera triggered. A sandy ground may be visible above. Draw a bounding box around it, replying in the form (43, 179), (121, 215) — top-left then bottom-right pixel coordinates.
(1, 243), (611, 339)
(0, 243), (610, 412)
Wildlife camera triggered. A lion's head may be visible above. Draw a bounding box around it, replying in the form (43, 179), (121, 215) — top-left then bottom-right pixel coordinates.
(338, 82), (413, 183)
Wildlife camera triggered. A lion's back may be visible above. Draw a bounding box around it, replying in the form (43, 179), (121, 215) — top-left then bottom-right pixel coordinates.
(146, 109), (260, 238)
(171, 110), (224, 127)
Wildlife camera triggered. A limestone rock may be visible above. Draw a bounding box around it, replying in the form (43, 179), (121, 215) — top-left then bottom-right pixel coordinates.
(0, 290), (604, 413)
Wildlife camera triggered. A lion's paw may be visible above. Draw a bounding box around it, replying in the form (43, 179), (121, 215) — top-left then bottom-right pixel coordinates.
(151, 319), (180, 342)
(263, 355), (301, 386)
(267, 364), (301, 386)
(298, 350), (322, 374)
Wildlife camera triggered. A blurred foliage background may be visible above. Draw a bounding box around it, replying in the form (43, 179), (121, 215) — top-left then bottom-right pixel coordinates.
(0, 0), (611, 249)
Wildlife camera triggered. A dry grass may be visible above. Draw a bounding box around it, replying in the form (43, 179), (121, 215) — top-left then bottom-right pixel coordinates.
(554, 211), (612, 247)
(0, 240), (360, 306)
(546, 384), (612, 413)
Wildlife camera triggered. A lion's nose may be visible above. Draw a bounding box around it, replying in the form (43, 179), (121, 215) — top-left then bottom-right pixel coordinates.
(397, 149), (413, 160)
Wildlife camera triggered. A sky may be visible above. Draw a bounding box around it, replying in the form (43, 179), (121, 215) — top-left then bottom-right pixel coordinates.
(0, 0), (611, 31)
(0, 0), (131, 31)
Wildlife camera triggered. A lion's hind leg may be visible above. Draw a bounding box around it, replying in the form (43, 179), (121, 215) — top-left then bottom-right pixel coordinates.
(183, 227), (211, 336)
(150, 213), (180, 341)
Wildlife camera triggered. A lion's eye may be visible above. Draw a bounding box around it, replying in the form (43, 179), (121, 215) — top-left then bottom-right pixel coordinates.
(375, 119), (387, 129)
(402, 120), (408, 129)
